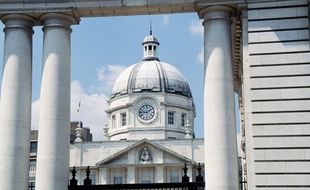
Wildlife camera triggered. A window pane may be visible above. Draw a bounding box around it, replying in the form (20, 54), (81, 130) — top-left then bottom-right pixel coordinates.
(30, 142), (37, 153)
(28, 182), (35, 190)
(168, 111), (174, 125)
(121, 113), (126, 126)
(112, 115), (116, 129)
(113, 172), (123, 184)
(141, 171), (152, 183)
(181, 113), (186, 127)
(29, 160), (36, 171)
(90, 173), (96, 185)
(170, 170), (179, 182)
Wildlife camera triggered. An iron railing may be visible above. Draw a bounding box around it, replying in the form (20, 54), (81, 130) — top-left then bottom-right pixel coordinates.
(68, 163), (205, 190)
(68, 182), (205, 190)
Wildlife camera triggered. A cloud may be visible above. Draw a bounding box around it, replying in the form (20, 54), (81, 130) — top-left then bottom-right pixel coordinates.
(91, 65), (127, 94)
(96, 67), (105, 81)
(162, 15), (169, 26)
(31, 81), (108, 141)
(71, 82), (109, 141)
(189, 20), (203, 36)
(31, 64), (126, 141)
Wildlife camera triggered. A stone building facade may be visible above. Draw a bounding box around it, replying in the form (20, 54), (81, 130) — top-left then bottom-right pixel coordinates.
(69, 32), (204, 185)
(0, 1), (309, 190)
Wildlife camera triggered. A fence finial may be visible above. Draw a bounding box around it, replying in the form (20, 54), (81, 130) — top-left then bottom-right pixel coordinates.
(196, 163), (204, 182)
(84, 166), (92, 186)
(182, 163), (189, 182)
(69, 166), (78, 187)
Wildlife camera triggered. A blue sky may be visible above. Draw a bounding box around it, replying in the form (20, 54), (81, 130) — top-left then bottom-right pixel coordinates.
(0, 13), (240, 144)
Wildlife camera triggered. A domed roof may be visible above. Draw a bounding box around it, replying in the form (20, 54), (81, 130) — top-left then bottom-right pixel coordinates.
(109, 32), (192, 100)
(110, 61), (192, 99)
(143, 35), (159, 45)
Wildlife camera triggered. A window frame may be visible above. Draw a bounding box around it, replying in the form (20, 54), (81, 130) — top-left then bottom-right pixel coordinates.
(168, 111), (175, 125)
(169, 168), (181, 183)
(121, 112), (127, 127)
(111, 169), (125, 184)
(89, 173), (97, 185)
(112, 115), (116, 129)
(181, 113), (187, 127)
(30, 142), (37, 153)
(139, 168), (153, 184)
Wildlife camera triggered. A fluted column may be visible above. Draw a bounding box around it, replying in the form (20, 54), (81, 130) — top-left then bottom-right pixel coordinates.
(35, 13), (75, 190)
(0, 14), (35, 190)
(199, 6), (239, 190)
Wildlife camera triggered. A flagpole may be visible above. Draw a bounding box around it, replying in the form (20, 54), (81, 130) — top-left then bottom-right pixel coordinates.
(79, 98), (81, 127)
(75, 99), (82, 142)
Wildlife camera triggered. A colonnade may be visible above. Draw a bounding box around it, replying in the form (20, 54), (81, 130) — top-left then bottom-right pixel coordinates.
(0, 5), (238, 190)
(0, 13), (75, 190)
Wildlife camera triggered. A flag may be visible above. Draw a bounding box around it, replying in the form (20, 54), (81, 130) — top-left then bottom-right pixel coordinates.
(77, 101), (81, 112)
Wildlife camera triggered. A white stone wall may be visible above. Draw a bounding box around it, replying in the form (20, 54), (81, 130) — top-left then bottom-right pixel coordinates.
(69, 139), (204, 184)
(107, 92), (195, 140)
(242, 0), (310, 189)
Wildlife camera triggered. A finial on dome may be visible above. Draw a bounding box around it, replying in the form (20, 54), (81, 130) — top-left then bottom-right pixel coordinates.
(150, 20), (152, 35)
(142, 24), (160, 61)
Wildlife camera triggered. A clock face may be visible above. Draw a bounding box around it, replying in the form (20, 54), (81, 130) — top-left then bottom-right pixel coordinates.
(139, 105), (155, 121)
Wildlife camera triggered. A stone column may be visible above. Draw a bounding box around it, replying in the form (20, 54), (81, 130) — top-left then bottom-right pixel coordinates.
(199, 6), (239, 190)
(35, 13), (75, 190)
(0, 14), (35, 190)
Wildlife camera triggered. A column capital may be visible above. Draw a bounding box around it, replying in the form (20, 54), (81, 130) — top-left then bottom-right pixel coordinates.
(1, 14), (36, 33)
(198, 5), (235, 24)
(40, 13), (76, 30)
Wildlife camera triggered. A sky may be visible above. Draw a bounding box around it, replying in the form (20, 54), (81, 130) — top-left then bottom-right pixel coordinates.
(0, 13), (240, 147)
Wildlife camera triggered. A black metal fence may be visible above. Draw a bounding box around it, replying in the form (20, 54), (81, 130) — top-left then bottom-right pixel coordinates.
(68, 182), (205, 190)
(68, 163), (205, 190)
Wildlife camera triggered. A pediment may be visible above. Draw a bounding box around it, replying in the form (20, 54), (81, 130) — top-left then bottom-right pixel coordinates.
(96, 139), (194, 166)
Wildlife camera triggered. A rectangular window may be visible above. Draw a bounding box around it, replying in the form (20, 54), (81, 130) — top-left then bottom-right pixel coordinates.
(29, 160), (36, 172)
(112, 115), (116, 129)
(28, 182), (35, 190)
(168, 111), (175, 125)
(113, 172), (123, 184)
(181, 113), (187, 127)
(121, 112), (126, 126)
(89, 173), (97, 185)
(141, 170), (152, 183)
(170, 169), (180, 182)
(30, 142), (37, 153)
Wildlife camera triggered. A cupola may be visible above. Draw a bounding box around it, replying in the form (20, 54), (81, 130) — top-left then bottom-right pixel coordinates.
(142, 27), (160, 61)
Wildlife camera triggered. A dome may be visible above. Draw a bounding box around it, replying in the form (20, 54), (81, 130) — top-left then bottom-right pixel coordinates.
(110, 33), (192, 99)
(143, 35), (159, 45)
(110, 60), (192, 99)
